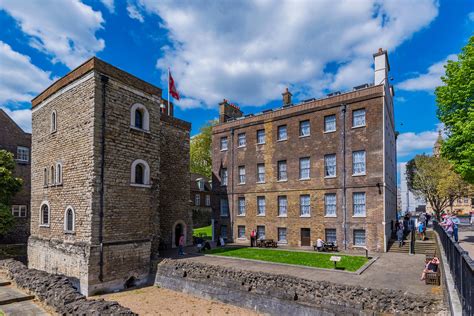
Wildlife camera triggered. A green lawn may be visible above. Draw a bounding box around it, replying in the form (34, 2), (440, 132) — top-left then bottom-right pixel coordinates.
(193, 225), (212, 238)
(208, 247), (368, 272)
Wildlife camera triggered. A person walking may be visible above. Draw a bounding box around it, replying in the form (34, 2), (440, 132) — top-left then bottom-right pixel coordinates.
(397, 227), (404, 247)
(178, 234), (185, 256)
(250, 229), (256, 247)
(418, 221), (425, 241)
(441, 215), (454, 238)
(451, 214), (460, 243)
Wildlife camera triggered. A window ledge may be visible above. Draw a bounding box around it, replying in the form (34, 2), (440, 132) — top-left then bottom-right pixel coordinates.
(324, 176), (337, 179)
(39, 224), (50, 228)
(324, 215), (337, 218)
(237, 214), (246, 217)
(238, 183), (246, 185)
(50, 130), (57, 134)
(130, 183), (152, 188)
(237, 237), (248, 241)
(277, 179), (288, 183)
(352, 125), (366, 129)
(220, 149), (228, 152)
(64, 231), (75, 235)
(256, 181), (266, 184)
(352, 173), (366, 177)
(323, 130), (336, 134)
(352, 215), (367, 218)
(130, 126), (150, 133)
(238, 145), (246, 148)
(277, 139), (288, 142)
(257, 214), (266, 217)
(299, 178), (311, 181)
(257, 143), (266, 145)
(277, 241), (288, 245)
(300, 215), (311, 218)
(299, 135), (311, 138)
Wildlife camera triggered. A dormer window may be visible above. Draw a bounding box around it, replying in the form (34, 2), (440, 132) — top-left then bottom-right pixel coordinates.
(197, 179), (205, 191)
(130, 103), (150, 131)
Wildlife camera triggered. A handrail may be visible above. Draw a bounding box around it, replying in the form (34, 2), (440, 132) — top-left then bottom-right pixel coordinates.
(409, 229), (415, 255)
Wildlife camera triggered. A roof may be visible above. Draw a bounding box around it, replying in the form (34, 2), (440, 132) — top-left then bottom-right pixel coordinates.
(0, 109), (31, 135)
(190, 173), (211, 191)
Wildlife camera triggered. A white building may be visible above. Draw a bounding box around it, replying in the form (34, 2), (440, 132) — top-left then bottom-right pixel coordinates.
(399, 162), (426, 214)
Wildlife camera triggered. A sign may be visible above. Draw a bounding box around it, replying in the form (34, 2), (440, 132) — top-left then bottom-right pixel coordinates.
(330, 256), (341, 262)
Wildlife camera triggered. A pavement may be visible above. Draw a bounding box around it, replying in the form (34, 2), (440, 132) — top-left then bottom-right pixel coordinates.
(458, 228), (474, 259)
(0, 275), (49, 316)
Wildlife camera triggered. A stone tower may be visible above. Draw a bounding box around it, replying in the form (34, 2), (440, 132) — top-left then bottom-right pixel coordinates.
(433, 130), (442, 157)
(28, 57), (191, 295)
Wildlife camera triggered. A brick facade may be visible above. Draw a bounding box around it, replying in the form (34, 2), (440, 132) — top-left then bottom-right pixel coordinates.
(190, 173), (213, 229)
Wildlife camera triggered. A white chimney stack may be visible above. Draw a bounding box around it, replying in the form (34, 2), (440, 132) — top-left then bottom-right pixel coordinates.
(373, 48), (390, 86)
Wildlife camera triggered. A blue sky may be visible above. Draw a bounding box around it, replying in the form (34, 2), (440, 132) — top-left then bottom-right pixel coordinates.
(0, 0), (473, 165)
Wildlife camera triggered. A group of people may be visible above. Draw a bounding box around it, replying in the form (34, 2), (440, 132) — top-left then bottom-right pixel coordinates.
(394, 212), (432, 247)
(439, 213), (461, 242)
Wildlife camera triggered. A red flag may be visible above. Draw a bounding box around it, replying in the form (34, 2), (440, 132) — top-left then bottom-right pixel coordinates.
(169, 71), (180, 100)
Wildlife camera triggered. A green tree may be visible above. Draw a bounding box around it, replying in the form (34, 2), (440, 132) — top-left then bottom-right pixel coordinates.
(190, 120), (216, 178)
(0, 150), (23, 236)
(406, 154), (471, 220)
(435, 35), (474, 183)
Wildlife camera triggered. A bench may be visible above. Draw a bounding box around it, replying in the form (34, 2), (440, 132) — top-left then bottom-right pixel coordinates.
(314, 242), (338, 252)
(425, 270), (440, 285)
(256, 239), (278, 248)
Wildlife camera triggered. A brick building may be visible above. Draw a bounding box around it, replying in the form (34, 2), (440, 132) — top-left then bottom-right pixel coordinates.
(190, 173), (213, 230)
(28, 57), (191, 295)
(0, 110), (31, 244)
(211, 49), (397, 252)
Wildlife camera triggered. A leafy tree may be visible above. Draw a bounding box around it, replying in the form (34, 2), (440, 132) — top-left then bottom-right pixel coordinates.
(190, 120), (216, 178)
(0, 150), (22, 236)
(406, 154), (471, 220)
(435, 36), (474, 183)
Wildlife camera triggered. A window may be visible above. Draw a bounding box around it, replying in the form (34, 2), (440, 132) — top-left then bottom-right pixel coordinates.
(43, 168), (48, 187)
(16, 147), (29, 163)
(324, 193), (337, 217)
(324, 154), (336, 177)
(197, 179), (205, 191)
(221, 225), (228, 238)
(56, 162), (62, 185)
(278, 228), (287, 243)
(352, 151), (366, 175)
(238, 133), (246, 147)
(130, 103), (150, 131)
(51, 110), (57, 133)
(299, 120), (310, 137)
(325, 229), (337, 243)
(50, 165), (55, 185)
(40, 202), (50, 226)
(131, 159), (151, 186)
(220, 137), (228, 151)
(353, 192), (366, 216)
(238, 197), (246, 216)
(195, 194), (200, 206)
(353, 229), (366, 246)
(257, 196), (266, 216)
(238, 225), (246, 239)
(278, 196), (287, 217)
(257, 225), (265, 240)
(220, 198), (229, 217)
(324, 115), (336, 132)
(238, 166), (246, 184)
(205, 195), (211, 206)
(277, 160), (287, 181)
(257, 163), (265, 183)
(221, 168), (228, 186)
(277, 125), (287, 141)
(299, 157), (310, 179)
(257, 129), (265, 144)
(11, 205), (27, 217)
(353, 109), (366, 127)
(300, 195), (311, 217)
(64, 206), (75, 232)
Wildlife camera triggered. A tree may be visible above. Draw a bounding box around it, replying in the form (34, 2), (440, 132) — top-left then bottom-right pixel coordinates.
(190, 120), (216, 178)
(435, 35), (474, 184)
(406, 154), (471, 220)
(0, 150), (22, 236)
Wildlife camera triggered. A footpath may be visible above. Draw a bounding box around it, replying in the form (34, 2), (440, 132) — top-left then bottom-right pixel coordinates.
(0, 275), (49, 316)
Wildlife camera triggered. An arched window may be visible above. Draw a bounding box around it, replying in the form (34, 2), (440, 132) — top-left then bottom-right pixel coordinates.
(50, 166), (55, 185)
(56, 162), (62, 185)
(51, 110), (57, 133)
(64, 206), (75, 232)
(130, 104), (149, 131)
(131, 159), (150, 186)
(43, 168), (48, 186)
(40, 201), (50, 226)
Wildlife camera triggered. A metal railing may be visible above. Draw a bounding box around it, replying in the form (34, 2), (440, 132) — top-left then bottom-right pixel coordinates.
(434, 221), (474, 315)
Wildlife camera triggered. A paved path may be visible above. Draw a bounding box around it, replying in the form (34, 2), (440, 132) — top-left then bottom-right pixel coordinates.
(0, 275), (49, 316)
(458, 229), (474, 259)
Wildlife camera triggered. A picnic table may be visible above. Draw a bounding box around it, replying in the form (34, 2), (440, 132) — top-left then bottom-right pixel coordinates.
(314, 242), (338, 252)
(256, 239), (278, 248)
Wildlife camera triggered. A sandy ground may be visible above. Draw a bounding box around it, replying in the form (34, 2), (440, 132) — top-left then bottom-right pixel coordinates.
(97, 286), (261, 316)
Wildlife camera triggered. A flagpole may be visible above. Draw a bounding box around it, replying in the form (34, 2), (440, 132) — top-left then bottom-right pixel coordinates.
(167, 67), (170, 116)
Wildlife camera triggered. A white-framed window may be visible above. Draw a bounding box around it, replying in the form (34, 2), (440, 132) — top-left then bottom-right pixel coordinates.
(238, 133), (246, 147)
(324, 154), (336, 177)
(64, 206), (75, 233)
(299, 157), (310, 180)
(278, 196), (287, 217)
(220, 198), (229, 217)
(324, 115), (336, 132)
(277, 160), (287, 181)
(43, 168), (48, 187)
(300, 195), (311, 217)
(16, 147), (29, 163)
(353, 229), (366, 246)
(278, 227), (287, 243)
(353, 109), (366, 127)
(51, 110), (57, 133)
(257, 225), (265, 240)
(11, 205), (27, 217)
(352, 151), (366, 175)
(238, 225), (246, 239)
(257, 129), (265, 144)
(205, 195), (211, 206)
(221, 168), (228, 186)
(221, 225), (228, 238)
(325, 229), (337, 243)
(324, 193), (337, 217)
(220, 136), (228, 151)
(55, 162), (63, 185)
(238, 166), (246, 184)
(131, 159), (151, 186)
(50, 165), (55, 185)
(257, 163), (265, 183)
(353, 192), (366, 216)
(195, 194), (200, 206)
(299, 120), (310, 137)
(277, 125), (287, 141)
(40, 201), (50, 227)
(130, 103), (150, 131)
(257, 196), (266, 216)
(238, 197), (246, 216)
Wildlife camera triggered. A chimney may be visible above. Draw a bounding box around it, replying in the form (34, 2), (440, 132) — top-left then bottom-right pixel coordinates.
(219, 99), (243, 123)
(282, 88), (292, 106)
(373, 48), (390, 86)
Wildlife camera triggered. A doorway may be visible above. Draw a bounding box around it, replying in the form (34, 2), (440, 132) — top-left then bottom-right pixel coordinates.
(301, 228), (311, 246)
(175, 223), (183, 247)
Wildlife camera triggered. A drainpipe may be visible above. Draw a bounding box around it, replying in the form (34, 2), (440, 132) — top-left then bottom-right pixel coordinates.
(342, 104), (347, 250)
(230, 128), (235, 242)
(99, 74), (108, 282)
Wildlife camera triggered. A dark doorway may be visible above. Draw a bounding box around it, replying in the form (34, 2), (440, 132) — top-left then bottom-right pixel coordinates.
(175, 224), (183, 247)
(301, 228), (311, 246)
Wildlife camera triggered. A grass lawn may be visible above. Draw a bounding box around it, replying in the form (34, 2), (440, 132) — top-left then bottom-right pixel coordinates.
(193, 225), (212, 238)
(208, 247), (368, 272)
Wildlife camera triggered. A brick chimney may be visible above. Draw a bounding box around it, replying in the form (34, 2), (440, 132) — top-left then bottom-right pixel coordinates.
(282, 88), (292, 106)
(373, 48), (390, 86)
(219, 99), (243, 123)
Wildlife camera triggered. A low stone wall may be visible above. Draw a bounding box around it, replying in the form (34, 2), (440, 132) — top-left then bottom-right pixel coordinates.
(155, 259), (442, 315)
(0, 259), (136, 315)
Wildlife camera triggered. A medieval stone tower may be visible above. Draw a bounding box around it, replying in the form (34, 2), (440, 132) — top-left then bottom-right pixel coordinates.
(29, 57), (191, 295)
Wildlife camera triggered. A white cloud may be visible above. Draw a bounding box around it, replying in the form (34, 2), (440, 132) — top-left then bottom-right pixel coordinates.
(0, 41), (53, 104)
(397, 127), (442, 157)
(100, 0), (115, 13)
(135, 0), (438, 109)
(1, 107), (32, 133)
(127, 2), (144, 22)
(0, 0), (105, 69)
(397, 54), (457, 92)
(469, 11), (474, 21)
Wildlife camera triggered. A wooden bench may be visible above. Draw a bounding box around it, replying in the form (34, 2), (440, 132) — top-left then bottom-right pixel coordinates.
(425, 270), (440, 285)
